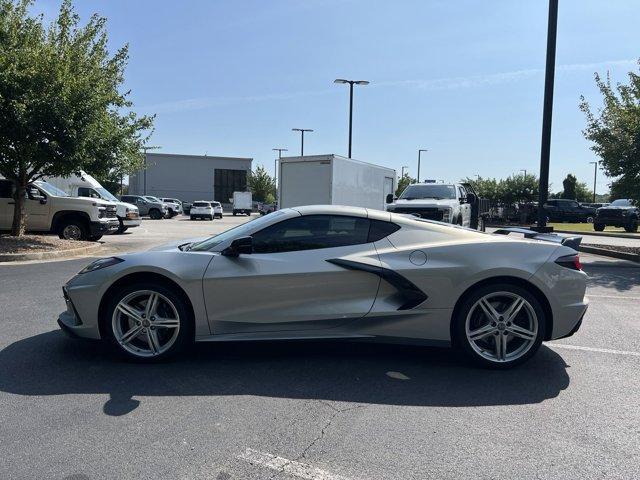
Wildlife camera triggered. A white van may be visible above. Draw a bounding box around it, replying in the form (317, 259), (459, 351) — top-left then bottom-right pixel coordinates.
(46, 172), (141, 233)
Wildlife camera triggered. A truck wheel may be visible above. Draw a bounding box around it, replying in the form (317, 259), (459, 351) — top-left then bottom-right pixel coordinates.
(233, 210), (237, 216)
(624, 220), (638, 233)
(116, 219), (128, 234)
(457, 215), (463, 226)
(58, 219), (89, 241)
(149, 209), (162, 220)
(593, 223), (605, 232)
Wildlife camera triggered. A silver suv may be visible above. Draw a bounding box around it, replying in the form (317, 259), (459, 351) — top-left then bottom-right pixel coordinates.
(120, 195), (167, 220)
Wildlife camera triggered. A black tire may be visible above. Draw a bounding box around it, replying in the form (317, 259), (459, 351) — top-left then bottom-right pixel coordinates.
(452, 282), (546, 369)
(102, 281), (194, 362)
(209, 215), (214, 221)
(190, 216), (195, 221)
(57, 219), (89, 241)
(624, 220), (638, 233)
(149, 209), (162, 220)
(593, 223), (605, 232)
(233, 211), (237, 216)
(116, 219), (129, 234)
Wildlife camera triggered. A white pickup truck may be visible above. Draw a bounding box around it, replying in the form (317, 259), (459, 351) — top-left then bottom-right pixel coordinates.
(385, 182), (475, 227)
(0, 179), (119, 241)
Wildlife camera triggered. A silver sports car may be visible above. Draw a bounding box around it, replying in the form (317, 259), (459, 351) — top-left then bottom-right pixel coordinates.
(58, 205), (588, 368)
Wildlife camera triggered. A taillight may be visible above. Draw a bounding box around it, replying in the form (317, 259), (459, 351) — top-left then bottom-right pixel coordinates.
(555, 254), (582, 271)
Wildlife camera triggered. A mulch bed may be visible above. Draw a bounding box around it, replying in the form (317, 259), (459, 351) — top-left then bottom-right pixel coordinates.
(582, 243), (640, 256)
(0, 234), (94, 254)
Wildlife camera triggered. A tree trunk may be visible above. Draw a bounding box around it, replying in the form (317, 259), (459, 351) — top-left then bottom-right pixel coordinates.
(10, 178), (27, 237)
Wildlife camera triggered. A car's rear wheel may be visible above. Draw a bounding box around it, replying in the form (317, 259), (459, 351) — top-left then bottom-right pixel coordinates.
(624, 220), (638, 233)
(453, 283), (546, 368)
(593, 223), (605, 232)
(104, 283), (193, 362)
(586, 216), (594, 223)
(149, 208), (162, 220)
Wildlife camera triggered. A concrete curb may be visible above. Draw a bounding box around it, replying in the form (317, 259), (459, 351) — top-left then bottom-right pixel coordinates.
(0, 243), (102, 263)
(554, 229), (640, 240)
(579, 245), (640, 263)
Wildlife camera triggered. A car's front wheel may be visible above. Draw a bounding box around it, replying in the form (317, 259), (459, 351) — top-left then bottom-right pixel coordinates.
(453, 283), (546, 368)
(103, 283), (193, 361)
(593, 223), (605, 231)
(624, 219), (638, 233)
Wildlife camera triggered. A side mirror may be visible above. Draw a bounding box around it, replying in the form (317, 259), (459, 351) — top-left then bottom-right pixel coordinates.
(466, 193), (477, 204)
(385, 193), (394, 204)
(39, 197), (47, 205)
(222, 236), (253, 257)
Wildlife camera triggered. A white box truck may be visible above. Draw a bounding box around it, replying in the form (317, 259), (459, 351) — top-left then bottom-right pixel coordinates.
(278, 154), (396, 211)
(45, 171), (141, 233)
(232, 191), (252, 216)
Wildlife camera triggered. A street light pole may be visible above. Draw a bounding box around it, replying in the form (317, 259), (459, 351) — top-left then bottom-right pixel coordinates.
(292, 128), (313, 156)
(521, 169), (527, 178)
(590, 161), (598, 203)
(334, 79), (369, 158)
(272, 148), (288, 185)
(401, 166), (408, 178)
(536, 0), (559, 230)
(417, 149), (428, 183)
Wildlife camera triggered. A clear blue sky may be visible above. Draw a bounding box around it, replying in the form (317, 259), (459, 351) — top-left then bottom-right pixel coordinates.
(34, 0), (640, 194)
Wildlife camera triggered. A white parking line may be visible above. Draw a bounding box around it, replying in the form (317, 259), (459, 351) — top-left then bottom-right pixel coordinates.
(549, 343), (640, 357)
(587, 294), (640, 300)
(237, 448), (352, 480)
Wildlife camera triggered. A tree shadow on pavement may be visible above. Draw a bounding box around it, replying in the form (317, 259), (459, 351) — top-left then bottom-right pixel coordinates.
(583, 261), (640, 292)
(0, 331), (570, 416)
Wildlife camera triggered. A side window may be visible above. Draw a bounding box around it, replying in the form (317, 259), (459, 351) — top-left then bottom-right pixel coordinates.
(368, 220), (400, 242)
(77, 187), (98, 198)
(252, 215), (371, 254)
(0, 180), (14, 198)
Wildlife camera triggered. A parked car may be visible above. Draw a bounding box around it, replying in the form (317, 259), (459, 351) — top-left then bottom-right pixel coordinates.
(160, 198), (183, 217)
(542, 199), (597, 223)
(386, 182), (474, 226)
(0, 179), (119, 240)
(190, 201), (214, 220)
(594, 199), (639, 232)
(45, 171), (140, 234)
(120, 195), (167, 220)
(211, 201), (223, 219)
(182, 201), (192, 215)
(58, 205), (587, 368)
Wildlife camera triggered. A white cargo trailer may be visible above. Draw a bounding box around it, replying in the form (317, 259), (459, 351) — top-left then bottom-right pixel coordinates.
(232, 191), (252, 215)
(278, 155), (396, 211)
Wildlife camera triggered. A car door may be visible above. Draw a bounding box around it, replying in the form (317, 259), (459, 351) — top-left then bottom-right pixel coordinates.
(24, 185), (51, 230)
(202, 214), (382, 334)
(457, 186), (472, 226)
(0, 180), (14, 229)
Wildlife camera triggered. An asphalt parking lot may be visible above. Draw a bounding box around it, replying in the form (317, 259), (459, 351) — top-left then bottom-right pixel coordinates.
(1, 216), (639, 479)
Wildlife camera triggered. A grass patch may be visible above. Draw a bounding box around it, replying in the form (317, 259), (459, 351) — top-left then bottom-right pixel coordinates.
(549, 223), (636, 234)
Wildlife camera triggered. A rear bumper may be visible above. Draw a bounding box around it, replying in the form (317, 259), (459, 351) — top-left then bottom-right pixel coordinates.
(551, 297), (589, 339)
(191, 214), (213, 219)
(90, 219), (119, 236)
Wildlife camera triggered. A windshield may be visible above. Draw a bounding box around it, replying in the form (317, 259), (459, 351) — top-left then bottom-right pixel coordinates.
(34, 181), (69, 197)
(190, 210), (287, 251)
(96, 187), (118, 202)
(611, 199), (632, 206)
(399, 184), (457, 200)
(144, 196), (161, 203)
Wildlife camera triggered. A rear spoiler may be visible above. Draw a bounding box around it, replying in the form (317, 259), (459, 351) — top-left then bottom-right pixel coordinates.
(493, 227), (582, 251)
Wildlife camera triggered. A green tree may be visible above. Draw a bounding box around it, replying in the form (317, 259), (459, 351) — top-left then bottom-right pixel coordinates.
(580, 62), (640, 203)
(247, 164), (275, 202)
(395, 173), (415, 196)
(462, 176), (501, 203)
(0, 0), (153, 235)
(497, 174), (539, 206)
(558, 173), (591, 202)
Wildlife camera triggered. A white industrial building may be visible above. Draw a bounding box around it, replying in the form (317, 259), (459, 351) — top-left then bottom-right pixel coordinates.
(129, 153), (252, 204)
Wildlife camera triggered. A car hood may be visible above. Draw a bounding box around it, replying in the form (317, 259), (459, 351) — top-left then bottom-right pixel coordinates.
(147, 237), (210, 251)
(390, 198), (457, 208)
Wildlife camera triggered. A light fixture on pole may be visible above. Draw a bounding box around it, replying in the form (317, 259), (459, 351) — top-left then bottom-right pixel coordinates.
(272, 148), (287, 185)
(334, 79), (369, 158)
(401, 166), (408, 178)
(589, 161), (598, 203)
(292, 128), (313, 156)
(417, 149), (428, 183)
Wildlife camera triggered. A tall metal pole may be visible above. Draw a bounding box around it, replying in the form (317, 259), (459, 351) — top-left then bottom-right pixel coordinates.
(401, 166), (407, 178)
(348, 82), (354, 158)
(590, 161), (598, 203)
(417, 149), (427, 183)
(536, 0), (558, 230)
(272, 148), (287, 186)
(143, 147), (148, 195)
(292, 129), (313, 156)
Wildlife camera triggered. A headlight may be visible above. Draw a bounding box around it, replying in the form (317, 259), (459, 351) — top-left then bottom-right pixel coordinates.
(98, 206), (106, 218)
(78, 257), (124, 274)
(442, 208), (452, 221)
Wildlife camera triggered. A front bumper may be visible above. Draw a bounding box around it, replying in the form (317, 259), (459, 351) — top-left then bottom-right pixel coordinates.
(90, 219), (119, 236)
(122, 218), (142, 227)
(58, 286), (101, 339)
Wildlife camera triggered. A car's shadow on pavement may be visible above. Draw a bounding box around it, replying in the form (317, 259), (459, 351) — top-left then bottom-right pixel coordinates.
(0, 331), (570, 416)
(583, 260), (640, 292)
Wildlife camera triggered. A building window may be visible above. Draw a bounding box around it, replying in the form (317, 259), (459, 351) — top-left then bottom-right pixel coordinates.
(214, 169), (247, 203)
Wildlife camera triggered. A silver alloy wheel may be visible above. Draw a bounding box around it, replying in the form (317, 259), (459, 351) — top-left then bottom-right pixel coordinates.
(62, 224), (82, 240)
(112, 290), (180, 357)
(465, 291), (538, 363)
